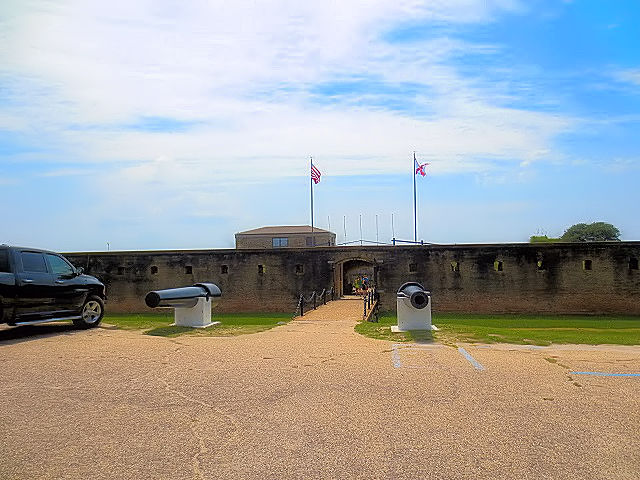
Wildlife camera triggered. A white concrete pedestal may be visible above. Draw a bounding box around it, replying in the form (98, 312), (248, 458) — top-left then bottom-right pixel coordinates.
(170, 297), (220, 328)
(392, 295), (437, 332)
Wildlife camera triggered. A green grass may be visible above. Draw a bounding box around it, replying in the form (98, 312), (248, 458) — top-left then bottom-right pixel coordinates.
(354, 317), (435, 344)
(103, 312), (292, 338)
(355, 313), (640, 346)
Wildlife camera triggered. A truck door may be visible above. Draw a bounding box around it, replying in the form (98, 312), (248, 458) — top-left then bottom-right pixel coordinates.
(15, 250), (56, 319)
(45, 253), (87, 314)
(0, 249), (17, 323)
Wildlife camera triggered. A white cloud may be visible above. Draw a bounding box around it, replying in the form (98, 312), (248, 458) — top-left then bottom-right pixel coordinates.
(39, 167), (97, 177)
(615, 69), (640, 86)
(1, 0), (584, 248)
(0, 177), (18, 186)
(1, 1), (524, 120)
(0, 1), (562, 174)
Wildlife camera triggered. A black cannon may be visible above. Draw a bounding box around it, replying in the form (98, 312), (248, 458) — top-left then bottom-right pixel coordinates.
(397, 282), (430, 309)
(145, 283), (221, 309)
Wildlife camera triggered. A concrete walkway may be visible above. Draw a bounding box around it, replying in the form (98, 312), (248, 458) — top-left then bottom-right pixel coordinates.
(295, 296), (364, 321)
(1, 302), (639, 479)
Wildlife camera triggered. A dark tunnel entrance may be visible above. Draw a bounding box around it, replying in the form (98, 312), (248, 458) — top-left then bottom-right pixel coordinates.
(341, 259), (376, 296)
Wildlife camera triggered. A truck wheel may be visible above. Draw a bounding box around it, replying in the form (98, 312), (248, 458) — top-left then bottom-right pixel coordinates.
(74, 295), (105, 328)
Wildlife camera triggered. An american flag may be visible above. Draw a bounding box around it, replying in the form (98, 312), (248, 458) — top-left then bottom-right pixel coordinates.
(311, 163), (321, 184)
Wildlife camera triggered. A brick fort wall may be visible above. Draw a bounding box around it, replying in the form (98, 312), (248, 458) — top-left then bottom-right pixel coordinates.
(64, 242), (640, 315)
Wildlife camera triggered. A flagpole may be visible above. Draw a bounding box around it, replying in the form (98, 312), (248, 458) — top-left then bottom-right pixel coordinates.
(310, 156), (314, 247)
(413, 151), (417, 243)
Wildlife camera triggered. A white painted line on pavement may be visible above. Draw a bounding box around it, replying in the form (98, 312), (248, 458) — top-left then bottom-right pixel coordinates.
(391, 343), (443, 369)
(392, 344), (402, 368)
(458, 347), (486, 371)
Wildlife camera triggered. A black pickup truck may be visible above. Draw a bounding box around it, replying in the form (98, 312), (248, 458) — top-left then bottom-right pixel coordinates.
(0, 245), (106, 328)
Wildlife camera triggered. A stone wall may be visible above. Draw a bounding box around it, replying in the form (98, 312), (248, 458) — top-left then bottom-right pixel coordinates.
(65, 242), (640, 315)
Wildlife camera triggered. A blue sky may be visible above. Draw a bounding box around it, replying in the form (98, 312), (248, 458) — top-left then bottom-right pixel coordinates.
(1, 0), (639, 251)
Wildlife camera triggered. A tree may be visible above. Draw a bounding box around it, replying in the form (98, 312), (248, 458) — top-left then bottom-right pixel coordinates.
(529, 235), (559, 243)
(560, 222), (621, 242)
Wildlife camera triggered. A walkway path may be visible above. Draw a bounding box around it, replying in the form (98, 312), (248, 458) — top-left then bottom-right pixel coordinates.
(295, 296), (364, 322)
(1, 302), (639, 479)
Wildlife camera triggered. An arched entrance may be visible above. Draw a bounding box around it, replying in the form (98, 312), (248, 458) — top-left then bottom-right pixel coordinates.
(334, 259), (378, 297)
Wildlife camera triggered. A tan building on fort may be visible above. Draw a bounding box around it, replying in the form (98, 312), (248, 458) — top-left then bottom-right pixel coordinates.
(235, 226), (336, 249)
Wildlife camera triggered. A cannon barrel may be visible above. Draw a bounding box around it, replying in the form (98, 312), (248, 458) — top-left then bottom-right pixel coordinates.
(397, 282), (430, 310)
(145, 283), (221, 309)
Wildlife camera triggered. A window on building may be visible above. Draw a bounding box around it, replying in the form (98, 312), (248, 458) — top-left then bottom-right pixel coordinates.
(185, 265), (193, 274)
(451, 261), (460, 272)
(221, 265), (228, 274)
(21, 252), (48, 273)
(295, 264), (304, 274)
(409, 263), (417, 273)
(117, 266), (125, 275)
(258, 264), (264, 275)
(583, 259), (592, 271)
(494, 260), (503, 272)
(629, 258), (639, 271)
(272, 237), (288, 248)
(150, 266), (158, 274)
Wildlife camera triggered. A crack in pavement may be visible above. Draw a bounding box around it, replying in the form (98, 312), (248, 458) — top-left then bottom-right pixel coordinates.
(160, 377), (242, 479)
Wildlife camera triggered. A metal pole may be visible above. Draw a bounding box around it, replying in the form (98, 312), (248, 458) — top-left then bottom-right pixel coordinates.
(310, 156), (314, 247)
(413, 151), (417, 243)
(375, 214), (379, 244)
(359, 214), (363, 246)
(343, 215), (347, 243)
(391, 213), (395, 239)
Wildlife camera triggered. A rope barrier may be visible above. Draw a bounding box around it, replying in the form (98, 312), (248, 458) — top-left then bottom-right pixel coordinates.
(295, 287), (335, 317)
(295, 286), (377, 319)
(362, 287), (379, 322)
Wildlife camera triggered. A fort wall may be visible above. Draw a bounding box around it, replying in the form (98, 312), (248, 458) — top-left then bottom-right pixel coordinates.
(65, 242), (640, 315)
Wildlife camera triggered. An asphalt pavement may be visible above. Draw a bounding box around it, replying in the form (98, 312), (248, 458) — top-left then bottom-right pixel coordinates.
(1, 299), (639, 479)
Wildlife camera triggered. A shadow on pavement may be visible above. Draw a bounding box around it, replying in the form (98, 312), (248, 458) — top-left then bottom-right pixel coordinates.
(0, 323), (80, 345)
(405, 330), (435, 344)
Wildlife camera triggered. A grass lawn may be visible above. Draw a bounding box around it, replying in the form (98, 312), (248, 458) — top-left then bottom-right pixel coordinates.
(355, 313), (640, 346)
(103, 312), (292, 338)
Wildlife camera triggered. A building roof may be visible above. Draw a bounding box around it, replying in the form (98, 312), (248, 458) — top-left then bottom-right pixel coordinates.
(236, 225), (334, 235)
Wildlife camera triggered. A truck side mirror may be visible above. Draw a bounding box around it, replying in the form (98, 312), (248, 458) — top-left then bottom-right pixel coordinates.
(76, 267), (84, 276)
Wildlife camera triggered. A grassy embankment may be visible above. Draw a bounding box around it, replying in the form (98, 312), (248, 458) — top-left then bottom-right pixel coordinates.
(355, 313), (640, 346)
(103, 312), (291, 337)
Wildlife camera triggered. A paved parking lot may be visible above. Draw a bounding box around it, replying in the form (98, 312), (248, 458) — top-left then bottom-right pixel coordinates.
(1, 299), (639, 479)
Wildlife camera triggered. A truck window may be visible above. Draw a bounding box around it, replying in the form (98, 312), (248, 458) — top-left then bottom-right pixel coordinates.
(21, 252), (48, 273)
(45, 254), (75, 276)
(0, 250), (9, 273)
